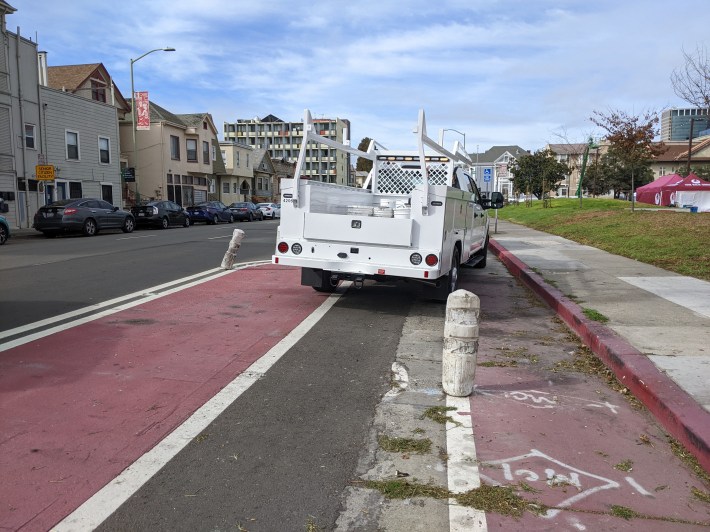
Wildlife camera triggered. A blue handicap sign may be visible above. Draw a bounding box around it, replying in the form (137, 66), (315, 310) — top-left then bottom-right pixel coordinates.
(483, 168), (492, 182)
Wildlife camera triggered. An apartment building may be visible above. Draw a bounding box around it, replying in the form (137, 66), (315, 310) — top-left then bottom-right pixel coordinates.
(0, 1), (42, 228)
(119, 103), (219, 206)
(223, 114), (351, 185)
(545, 143), (591, 197)
(218, 141), (253, 204)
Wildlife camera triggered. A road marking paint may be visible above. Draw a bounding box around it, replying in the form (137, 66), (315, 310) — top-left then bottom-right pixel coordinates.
(208, 235), (233, 239)
(625, 476), (653, 497)
(446, 395), (487, 531)
(479, 449), (620, 519)
(0, 261), (271, 350)
(116, 234), (157, 240)
(53, 284), (348, 531)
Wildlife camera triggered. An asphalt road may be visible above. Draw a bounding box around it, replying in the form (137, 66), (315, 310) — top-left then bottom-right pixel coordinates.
(96, 281), (416, 532)
(0, 219), (278, 334)
(2, 222), (708, 530)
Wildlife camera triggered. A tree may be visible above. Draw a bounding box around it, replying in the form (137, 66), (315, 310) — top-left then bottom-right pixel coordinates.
(671, 45), (710, 109)
(356, 137), (373, 172)
(591, 109), (664, 209)
(509, 149), (569, 200)
(589, 150), (652, 199)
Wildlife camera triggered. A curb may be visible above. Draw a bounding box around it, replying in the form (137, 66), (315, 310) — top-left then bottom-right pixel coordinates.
(490, 238), (710, 474)
(6, 229), (40, 240)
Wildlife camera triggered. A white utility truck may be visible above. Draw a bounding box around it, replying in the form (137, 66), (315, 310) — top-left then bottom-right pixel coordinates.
(272, 109), (504, 299)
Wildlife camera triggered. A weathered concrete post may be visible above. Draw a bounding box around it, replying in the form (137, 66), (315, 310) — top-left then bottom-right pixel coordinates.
(442, 289), (480, 397)
(220, 229), (245, 270)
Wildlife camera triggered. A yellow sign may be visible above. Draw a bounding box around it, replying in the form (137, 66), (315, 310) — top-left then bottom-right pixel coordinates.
(36, 165), (55, 181)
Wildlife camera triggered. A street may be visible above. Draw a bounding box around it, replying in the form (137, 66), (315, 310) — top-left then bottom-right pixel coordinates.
(0, 224), (708, 530)
(0, 219), (278, 335)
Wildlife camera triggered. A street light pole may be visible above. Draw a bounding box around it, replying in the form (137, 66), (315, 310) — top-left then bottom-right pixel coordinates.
(440, 128), (466, 151)
(130, 47), (175, 204)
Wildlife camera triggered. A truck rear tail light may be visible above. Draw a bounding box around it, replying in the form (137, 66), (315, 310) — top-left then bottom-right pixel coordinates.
(410, 253), (422, 265)
(291, 243), (302, 255)
(277, 242), (289, 253)
(425, 254), (438, 266)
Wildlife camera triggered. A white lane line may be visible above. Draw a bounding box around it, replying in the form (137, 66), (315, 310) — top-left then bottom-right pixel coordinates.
(447, 395), (487, 532)
(208, 235), (233, 240)
(53, 283), (349, 532)
(116, 234), (157, 240)
(0, 267), (221, 342)
(0, 261), (271, 351)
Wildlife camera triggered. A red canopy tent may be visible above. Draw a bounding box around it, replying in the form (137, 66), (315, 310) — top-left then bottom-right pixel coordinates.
(635, 174), (683, 206)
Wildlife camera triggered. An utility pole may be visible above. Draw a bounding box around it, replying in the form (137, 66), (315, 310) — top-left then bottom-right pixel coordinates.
(686, 118), (695, 175)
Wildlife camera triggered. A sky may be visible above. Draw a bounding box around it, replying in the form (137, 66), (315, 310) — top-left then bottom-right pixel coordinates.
(7, 0), (708, 154)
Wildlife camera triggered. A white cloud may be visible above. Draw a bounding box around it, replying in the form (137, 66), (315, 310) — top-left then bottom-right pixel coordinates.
(10, 0), (709, 152)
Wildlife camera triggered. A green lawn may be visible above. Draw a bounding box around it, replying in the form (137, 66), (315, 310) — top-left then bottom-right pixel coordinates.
(496, 198), (710, 281)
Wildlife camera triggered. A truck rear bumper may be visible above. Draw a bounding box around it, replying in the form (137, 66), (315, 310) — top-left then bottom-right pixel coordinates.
(272, 255), (441, 281)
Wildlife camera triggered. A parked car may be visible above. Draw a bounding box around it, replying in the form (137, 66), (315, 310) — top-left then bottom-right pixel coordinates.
(33, 198), (135, 237)
(0, 214), (9, 245)
(228, 202), (264, 222)
(186, 201), (234, 224)
(256, 202), (281, 219)
(131, 200), (190, 229)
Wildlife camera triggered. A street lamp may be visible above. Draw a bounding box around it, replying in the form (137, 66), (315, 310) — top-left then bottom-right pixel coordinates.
(130, 47), (175, 204)
(440, 128), (466, 151)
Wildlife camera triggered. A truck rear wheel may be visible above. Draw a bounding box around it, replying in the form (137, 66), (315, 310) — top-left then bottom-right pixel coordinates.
(303, 268), (339, 292)
(313, 283), (338, 293)
(448, 248), (460, 293)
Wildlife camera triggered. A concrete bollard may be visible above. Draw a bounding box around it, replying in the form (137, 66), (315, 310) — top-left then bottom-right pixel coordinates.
(220, 229), (246, 270)
(442, 289), (480, 397)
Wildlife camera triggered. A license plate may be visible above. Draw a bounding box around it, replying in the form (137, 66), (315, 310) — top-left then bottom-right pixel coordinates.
(138, 213), (145, 216)
(44, 212), (54, 218)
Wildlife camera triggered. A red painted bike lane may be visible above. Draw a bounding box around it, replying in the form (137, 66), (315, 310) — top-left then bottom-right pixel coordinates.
(0, 265), (323, 531)
(460, 276), (710, 531)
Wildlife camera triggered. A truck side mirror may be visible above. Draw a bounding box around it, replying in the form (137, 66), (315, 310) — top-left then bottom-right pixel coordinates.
(490, 192), (504, 209)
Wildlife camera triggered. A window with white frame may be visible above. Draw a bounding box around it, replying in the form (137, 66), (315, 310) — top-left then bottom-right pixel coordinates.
(25, 123), (36, 149)
(233, 182), (238, 193)
(66, 130), (79, 160)
(203, 141), (209, 164)
(187, 139), (197, 162)
(212, 145), (217, 161)
(98, 136), (110, 164)
(222, 182), (229, 193)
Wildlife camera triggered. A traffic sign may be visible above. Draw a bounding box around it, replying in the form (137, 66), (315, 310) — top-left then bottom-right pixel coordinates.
(35, 165), (55, 181)
(483, 167), (492, 182)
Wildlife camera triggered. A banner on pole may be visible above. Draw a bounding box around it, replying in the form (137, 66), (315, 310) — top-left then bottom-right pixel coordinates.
(135, 91), (150, 130)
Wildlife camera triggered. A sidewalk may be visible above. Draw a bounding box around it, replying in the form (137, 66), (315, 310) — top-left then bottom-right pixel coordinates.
(490, 220), (710, 472)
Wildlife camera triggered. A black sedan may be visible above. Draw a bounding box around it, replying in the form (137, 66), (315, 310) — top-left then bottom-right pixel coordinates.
(131, 200), (190, 229)
(186, 201), (234, 224)
(228, 202), (264, 222)
(33, 198), (135, 237)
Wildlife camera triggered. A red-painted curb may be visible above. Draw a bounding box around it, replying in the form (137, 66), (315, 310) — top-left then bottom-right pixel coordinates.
(490, 238), (710, 474)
